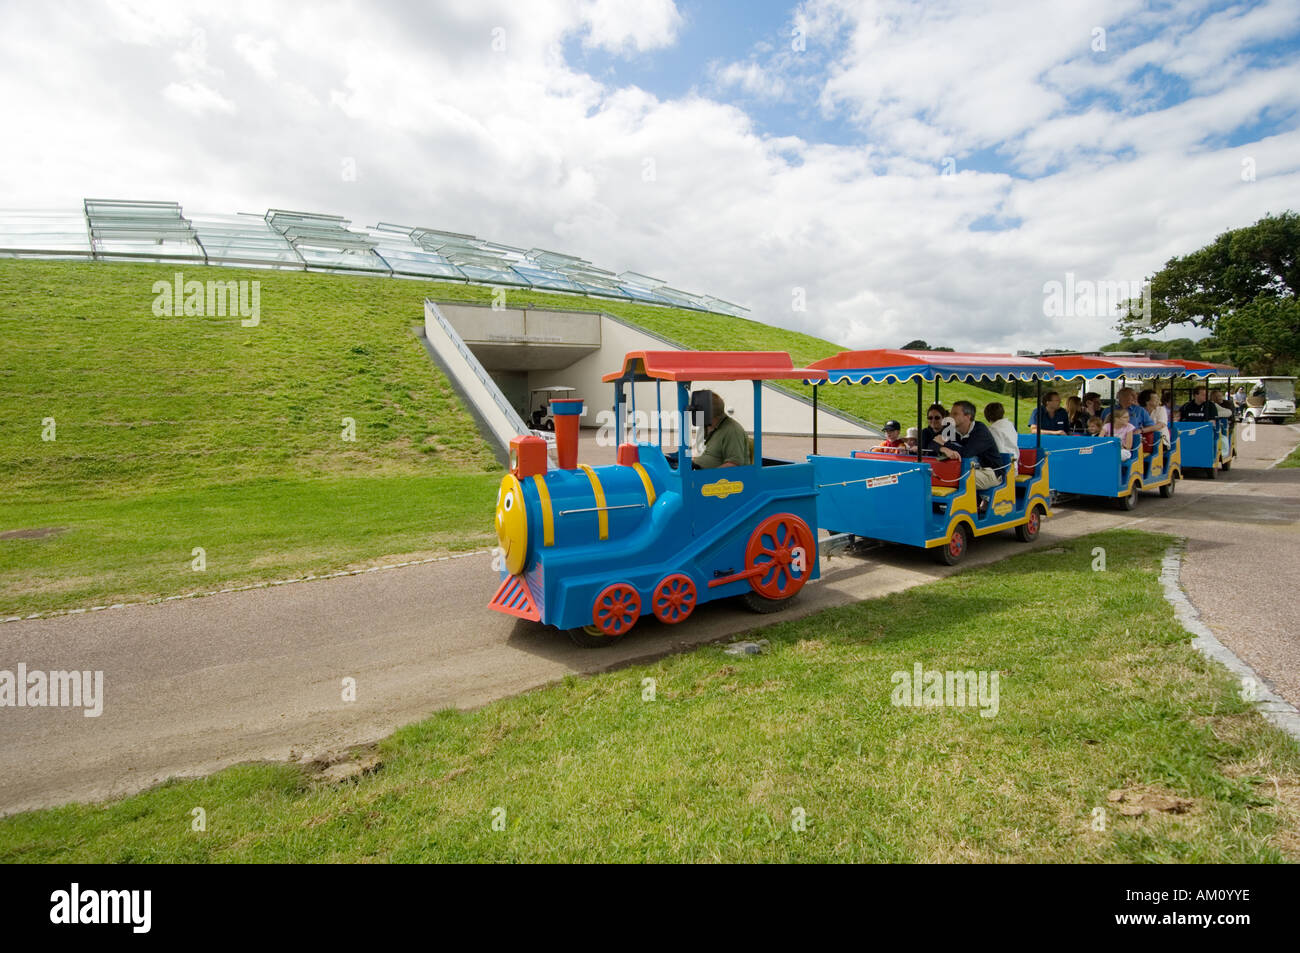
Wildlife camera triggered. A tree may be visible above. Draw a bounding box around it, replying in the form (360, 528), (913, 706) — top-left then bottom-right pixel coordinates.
(1214, 297), (1300, 375)
(1119, 211), (1300, 372)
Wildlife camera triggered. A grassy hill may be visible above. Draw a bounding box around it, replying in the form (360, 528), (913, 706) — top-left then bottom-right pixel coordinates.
(0, 258), (1036, 615)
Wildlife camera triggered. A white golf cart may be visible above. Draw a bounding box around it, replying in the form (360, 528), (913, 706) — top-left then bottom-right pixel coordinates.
(1231, 377), (1296, 424)
(527, 386), (577, 431)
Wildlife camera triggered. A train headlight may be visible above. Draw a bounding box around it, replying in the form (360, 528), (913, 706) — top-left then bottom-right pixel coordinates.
(495, 474), (528, 575)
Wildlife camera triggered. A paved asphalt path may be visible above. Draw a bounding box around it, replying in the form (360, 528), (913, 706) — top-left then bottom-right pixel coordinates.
(2, 426), (1297, 815)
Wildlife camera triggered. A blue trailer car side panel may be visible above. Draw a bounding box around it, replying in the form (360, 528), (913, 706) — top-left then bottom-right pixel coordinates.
(1022, 433), (1127, 497)
(809, 454), (934, 547)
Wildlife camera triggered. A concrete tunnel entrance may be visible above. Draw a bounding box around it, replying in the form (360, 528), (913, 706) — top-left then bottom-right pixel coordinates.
(420, 299), (879, 465)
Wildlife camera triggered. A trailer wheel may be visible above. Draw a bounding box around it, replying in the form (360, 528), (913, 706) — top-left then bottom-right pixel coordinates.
(1206, 465), (1217, 480)
(1220, 460), (1231, 472)
(1159, 477), (1177, 498)
(933, 523), (970, 565)
(1015, 506), (1043, 542)
(1119, 490), (1138, 511)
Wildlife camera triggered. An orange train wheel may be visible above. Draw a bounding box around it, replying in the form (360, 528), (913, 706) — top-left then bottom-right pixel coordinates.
(592, 582), (641, 636)
(744, 513), (815, 600)
(651, 573), (697, 624)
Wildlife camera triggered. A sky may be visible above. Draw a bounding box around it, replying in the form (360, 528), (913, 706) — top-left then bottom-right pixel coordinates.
(1, 0), (1298, 351)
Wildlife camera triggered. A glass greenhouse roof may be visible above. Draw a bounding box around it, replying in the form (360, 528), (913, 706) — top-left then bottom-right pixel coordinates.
(0, 199), (749, 317)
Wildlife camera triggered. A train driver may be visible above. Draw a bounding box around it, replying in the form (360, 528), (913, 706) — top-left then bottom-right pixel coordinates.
(694, 391), (750, 469)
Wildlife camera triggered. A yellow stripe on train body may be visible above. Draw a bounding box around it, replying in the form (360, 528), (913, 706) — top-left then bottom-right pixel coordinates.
(631, 462), (656, 506)
(531, 474), (555, 547)
(578, 464), (609, 540)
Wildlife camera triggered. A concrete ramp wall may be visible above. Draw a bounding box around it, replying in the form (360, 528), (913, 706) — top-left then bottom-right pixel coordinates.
(422, 301), (529, 464)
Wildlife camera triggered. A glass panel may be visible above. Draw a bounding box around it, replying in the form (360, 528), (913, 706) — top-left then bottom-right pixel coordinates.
(0, 210), (92, 255)
(191, 213), (301, 266)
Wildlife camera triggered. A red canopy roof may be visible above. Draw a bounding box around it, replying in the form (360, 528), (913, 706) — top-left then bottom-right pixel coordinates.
(1035, 354), (1184, 378)
(1162, 358), (1240, 376)
(602, 350), (828, 383)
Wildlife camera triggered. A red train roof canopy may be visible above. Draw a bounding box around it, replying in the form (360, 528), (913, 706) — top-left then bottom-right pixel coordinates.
(1162, 358), (1240, 377)
(1033, 354), (1187, 379)
(602, 350), (829, 383)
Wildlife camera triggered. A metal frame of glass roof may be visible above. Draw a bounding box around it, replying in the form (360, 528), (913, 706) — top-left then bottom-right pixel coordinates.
(0, 199), (750, 317)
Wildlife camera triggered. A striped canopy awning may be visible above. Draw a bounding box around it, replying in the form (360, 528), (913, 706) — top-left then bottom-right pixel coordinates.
(804, 349), (1056, 385)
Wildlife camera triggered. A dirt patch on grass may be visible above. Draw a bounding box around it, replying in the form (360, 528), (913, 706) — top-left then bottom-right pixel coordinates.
(0, 527), (67, 540)
(306, 745), (383, 786)
(1107, 786), (1196, 816)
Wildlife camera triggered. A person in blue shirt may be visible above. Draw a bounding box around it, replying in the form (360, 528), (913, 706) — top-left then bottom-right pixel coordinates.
(1102, 387), (1156, 436)
(1029, 391), (1069, 434)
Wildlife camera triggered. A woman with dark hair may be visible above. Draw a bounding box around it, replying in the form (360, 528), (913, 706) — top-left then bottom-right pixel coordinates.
(920, 403), (947, 454)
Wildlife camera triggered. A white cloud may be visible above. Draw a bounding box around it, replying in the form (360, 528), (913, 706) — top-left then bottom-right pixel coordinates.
(579, 0), (682, 54)
(712, 60), (788, 99)
(162, 80), (237, 115)
(0, 0), (1296, 357)
(233, 34), (278, 81)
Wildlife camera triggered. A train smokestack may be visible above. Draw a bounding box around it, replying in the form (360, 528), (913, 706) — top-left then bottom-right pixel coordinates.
(550, 398), (584, 469)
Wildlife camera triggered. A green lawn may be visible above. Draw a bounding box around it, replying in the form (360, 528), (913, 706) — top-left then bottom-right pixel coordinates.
(0, 259), (1036, 616)
(0, 473), (498, 617)
(1277, 440), (1300, 468)
(3, 530), (1296, 863)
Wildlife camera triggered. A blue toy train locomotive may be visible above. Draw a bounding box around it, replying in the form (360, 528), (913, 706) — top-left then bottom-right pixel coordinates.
(489, 351), (823, 646)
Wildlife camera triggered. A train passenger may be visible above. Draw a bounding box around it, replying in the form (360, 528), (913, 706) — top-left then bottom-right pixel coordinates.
(1029, 391), (1069, 434)
(876, 420), (905, 450)
(933, 400), (1002, 492)
(1086, 417), (1103, 436)
(1102, 409), (1135, 461)
(1140, 389), (1170, 443)
(983, 402), (1019, 456)
(1210, 388), (1234, 421)
(694, 392), (749, 469)
(1083, 392), (1103, 419)
(903, 427), (920, 452)
(1179, 385), (1216, 422)
(1064, 395), (1090, 434)
(920, 404), (947, 454)
(1103, 387), (1157, 436)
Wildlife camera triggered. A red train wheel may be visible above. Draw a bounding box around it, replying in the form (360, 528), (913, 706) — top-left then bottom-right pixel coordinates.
(652, 574), (697, 624)
(592, 583), (641, 636)
(745, 513), (815, 600)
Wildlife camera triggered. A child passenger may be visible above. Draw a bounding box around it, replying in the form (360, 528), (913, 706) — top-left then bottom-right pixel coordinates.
(983, 402), (1019, 457)
(1086, 417), (1103, 436)
(1102, 409), (1135, 461)
(875, 420), (905, 450)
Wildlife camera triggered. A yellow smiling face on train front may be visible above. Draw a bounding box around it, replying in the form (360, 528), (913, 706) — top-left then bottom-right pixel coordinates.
(495, 475), (528, 575)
